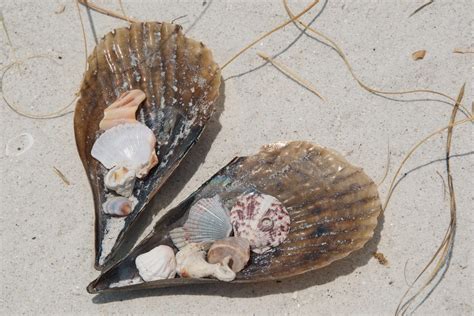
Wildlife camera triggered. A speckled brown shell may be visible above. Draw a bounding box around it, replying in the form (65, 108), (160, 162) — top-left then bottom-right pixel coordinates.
(74, 22), (221, 270)
(87, 141), (381, 293)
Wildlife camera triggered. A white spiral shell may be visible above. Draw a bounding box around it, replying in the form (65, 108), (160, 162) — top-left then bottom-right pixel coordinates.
(169, 195), (232, 249)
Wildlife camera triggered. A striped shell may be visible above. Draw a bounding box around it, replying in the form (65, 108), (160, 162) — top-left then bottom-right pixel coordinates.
(91, 122), (157, 174)
(169, 195), (232, 249)
(87, 141), (381, 293)
(74, 21), (221, 269)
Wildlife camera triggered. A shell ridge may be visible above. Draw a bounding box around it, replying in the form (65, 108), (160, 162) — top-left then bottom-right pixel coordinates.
(104, 33), (122, 98)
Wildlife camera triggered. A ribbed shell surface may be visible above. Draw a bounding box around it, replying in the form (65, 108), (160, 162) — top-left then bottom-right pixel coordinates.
(74, 22), (221, 269)
(87, 141), (381, 293)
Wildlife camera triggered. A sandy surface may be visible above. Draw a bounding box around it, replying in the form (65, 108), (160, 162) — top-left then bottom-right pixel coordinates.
(1, 0), (472, 315)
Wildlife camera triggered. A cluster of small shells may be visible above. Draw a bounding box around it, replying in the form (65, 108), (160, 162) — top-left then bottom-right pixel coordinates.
(91, 90), (158, 217)
(135, 191), (290, 282)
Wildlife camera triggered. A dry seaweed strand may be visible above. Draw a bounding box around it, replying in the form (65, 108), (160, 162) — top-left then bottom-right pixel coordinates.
(53, 166), (71, 185)
(409, 0), (434, 18)
(453, 48), (474, 54)
(257, 52), (324, 100)
(117, 0), (132, 24)
(391, 85), (465, 315)
(220, 0), (320, 70)
(377, 141), (391, 187)
(78, 0), (139, 23)
(282, 0), (471, 117)
(0, 0), (88, 119)
(435, 170), (447, 201)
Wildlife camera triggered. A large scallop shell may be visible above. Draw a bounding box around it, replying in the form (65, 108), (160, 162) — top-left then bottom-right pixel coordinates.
(74, 22), (221, 269)
(87, 141), (381, 293)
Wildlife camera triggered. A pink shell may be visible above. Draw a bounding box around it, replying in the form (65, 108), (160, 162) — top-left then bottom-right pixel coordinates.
(230, 191), (290, 254)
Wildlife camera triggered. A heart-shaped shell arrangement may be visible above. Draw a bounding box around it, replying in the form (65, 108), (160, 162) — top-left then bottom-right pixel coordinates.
(74, 22), (221, 269)
(87, 141), (381, 293)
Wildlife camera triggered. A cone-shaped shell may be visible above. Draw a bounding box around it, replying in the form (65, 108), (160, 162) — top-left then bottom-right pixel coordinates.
(74, 22), (221, 269)
(87, 141), (381, 293)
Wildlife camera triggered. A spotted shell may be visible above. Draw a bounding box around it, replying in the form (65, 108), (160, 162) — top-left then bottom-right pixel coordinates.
(74, 21), (221, 269)
(230, 192), (290, 254)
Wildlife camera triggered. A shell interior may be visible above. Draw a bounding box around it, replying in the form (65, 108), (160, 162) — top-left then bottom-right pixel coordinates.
(74, 21), (221, 269)
(87, 141), (382, 293)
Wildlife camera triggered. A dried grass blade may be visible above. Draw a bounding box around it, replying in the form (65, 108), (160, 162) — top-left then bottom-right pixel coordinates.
(282, 0), (471, 117)
(257, 52), (324, 100)
(78, 0), (139, 23)
(221, 0), (320, 70)
(53, 167), (71, 185)
(409, 0), (434, 18)
(395, 84), (464, 315)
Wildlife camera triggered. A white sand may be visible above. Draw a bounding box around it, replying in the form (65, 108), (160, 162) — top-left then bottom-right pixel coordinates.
(1, 0), (472, 315)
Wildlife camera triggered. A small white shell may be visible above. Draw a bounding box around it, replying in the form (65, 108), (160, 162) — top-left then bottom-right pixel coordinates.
(169, 196), (232, 249)
(103, 196), (133, 216)
(175, 243), (235, 282)
(135, 245), (176, 282)
(91, 122), (158, 178)
(104, 166), (136, 197)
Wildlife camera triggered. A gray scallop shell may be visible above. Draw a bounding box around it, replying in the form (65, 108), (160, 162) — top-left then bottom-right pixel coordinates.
(170, 195), (232, 249)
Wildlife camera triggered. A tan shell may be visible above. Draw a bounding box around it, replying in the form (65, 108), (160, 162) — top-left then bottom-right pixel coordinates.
(74, 21), (221, 269)
(99, 90), (146, 130)
(87, 141), (381, 293)
(207, 237), (250, 273)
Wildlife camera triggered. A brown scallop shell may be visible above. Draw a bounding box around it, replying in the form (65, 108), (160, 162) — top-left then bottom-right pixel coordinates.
(87, 141), (381, 293)
(74, 22), (221, 270)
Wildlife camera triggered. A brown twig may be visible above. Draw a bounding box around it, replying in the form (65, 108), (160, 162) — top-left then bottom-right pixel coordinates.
(53, 167), (71, 185)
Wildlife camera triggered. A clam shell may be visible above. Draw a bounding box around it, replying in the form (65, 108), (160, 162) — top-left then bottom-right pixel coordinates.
(92, 122), (158, 177)
(74, 22), (221, 269)
(135, 245), (176, 281)
(87, 141), (381, 293)
(169, 195), (232, 249)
